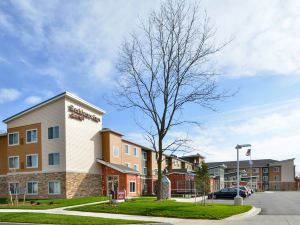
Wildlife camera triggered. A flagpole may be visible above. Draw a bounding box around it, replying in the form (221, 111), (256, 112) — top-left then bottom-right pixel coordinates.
(250, 151), (252, 192)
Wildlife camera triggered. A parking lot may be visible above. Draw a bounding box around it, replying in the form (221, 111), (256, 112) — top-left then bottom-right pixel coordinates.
(210, 191), (300, 215)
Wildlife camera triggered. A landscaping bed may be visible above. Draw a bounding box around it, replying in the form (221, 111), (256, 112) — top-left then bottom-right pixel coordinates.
(0, 196), (108, 209)
(0, 212), (149, 224)
(70, 197), (252, 220)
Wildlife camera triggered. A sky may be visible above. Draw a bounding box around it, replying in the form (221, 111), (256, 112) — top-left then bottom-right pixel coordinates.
(0, 0), (300, 175)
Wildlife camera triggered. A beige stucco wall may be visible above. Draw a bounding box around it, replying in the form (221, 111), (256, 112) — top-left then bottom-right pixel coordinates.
(7, 98), (66, 173)
(65, 97), (103, 174)
(277, 159), (295, 182)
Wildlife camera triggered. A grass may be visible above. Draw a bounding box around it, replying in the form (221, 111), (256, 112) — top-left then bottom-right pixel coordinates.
(0, 212), (149, 225)
(0, 196), (108, 209)
(70, 197), (252, 220)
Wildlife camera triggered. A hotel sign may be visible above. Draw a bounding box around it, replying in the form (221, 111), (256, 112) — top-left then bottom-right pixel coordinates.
(68, 105), (101, 123)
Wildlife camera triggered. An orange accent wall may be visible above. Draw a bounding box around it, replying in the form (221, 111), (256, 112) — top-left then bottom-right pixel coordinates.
(0, 135), (8, 175)
(7, 123), (42, 172)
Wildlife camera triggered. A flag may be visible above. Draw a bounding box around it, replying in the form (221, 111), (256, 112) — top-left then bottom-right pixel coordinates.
(246, 149), (251, 156)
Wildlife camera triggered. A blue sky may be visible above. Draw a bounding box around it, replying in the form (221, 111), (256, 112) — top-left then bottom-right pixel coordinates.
(0, 0), (300, 174)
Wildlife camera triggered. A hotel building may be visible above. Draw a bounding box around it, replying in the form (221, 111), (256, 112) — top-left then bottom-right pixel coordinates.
(0, 92), (202, 199)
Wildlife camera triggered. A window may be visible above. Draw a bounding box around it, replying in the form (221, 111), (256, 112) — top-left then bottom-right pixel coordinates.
(133, 147), (138, 157)
(125, 145), (130, 155)
(8, 156), (19, 169)
(26, 154), (38, 168)
(26, 129), (37, 143)
(48, 181), (61, 195)
(27, 181), (38, 195)
(273, 167), (280, 172)
(125, 163), (131, 168)
(263, 168), (269, 173)
(48, 153), (60, 166)
(113, 147), (120, 157)
(154, 169), (158, 175)
(134, 164), (139, 171)
(48, 126), (59, 139)
(274, 175), (280, 181)
(129, 181), (136, 192)
(9, 183), (19, 195)
(143, 167), (147, 175)
(143, 152), (147, 160)
(253, 168), (259, 173)
(263, 176), (268, 181)
(8, 132), (19, 146)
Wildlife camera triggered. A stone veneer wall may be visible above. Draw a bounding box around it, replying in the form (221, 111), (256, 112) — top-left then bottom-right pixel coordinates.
(0, 176), (7, 198)
(0, 172), (102, 199)
(66, 172), (101, 198)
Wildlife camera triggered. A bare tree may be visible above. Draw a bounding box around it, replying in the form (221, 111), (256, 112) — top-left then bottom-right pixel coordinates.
(112, 0), (228, 200)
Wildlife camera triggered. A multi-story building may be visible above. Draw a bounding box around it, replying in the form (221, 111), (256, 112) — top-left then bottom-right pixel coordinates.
(206, 158), (298, 191)
(0, 92), (202, 199)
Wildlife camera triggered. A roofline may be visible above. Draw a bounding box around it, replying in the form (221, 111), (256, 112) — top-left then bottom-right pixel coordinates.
(96, 159), (139, 174)
(101, 128), (123, 137)
(3, 91), (106, 123)
(180, 153), (206, 159)
(0, 133), (7, 137)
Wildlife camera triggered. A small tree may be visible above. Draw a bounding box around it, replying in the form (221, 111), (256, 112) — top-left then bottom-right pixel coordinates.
(195, 162), (210, 206)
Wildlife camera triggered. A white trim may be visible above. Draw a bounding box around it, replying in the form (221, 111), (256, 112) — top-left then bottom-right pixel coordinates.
(8, 182), (20, 195)
(48, 181), (61, 195)
(8, 132), (19, 146)
(26, 154), (38, 168)
(129, 181), (136, 193)
(27, 181), (38, 195)
(3, 91), (106, 123)
(8, 156), (19, 169)
(26, 129), (38, 144)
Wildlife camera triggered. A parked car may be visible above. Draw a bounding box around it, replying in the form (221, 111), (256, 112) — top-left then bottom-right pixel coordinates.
(231, 186), (252, 196)
(208, 188), (247, 199)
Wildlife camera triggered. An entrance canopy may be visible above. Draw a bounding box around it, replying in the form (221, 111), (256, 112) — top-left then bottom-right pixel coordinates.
(96, 159), (140, 175)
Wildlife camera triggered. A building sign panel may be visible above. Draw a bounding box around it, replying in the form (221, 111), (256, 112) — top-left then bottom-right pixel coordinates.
(68, 105), (101, 123)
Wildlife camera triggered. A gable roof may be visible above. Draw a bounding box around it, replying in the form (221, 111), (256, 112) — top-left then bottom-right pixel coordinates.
(3, 92), (106, 123)
(206, 159), (279, 169)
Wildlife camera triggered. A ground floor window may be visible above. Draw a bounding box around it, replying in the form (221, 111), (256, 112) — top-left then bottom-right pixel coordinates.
(27, 181), (38, 195)
(48, 181), (61, 195)
(129, 181), (136, 193)
(9, 182), (19, 195)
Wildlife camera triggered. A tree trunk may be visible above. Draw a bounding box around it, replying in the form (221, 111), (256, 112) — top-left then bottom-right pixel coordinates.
(157, 137), (163, 200)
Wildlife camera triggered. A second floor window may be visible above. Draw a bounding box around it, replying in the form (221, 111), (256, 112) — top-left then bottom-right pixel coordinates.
(134, 164), (139, 171)
(113, 147), (120, 157)
(133, 147), (138, 157)
(263, 176), (268, 181)
(8, 156), (19, 169)
(26, 129), (37, 143)
(26, 155), (38, 168)
(273, 167), (280, 172)
(8, 132), (19, 146)
(263, 168), (269, 173)
(125, 145), (130, 155)
(49, 153), (60, 166)
(48, 126), (59, 139)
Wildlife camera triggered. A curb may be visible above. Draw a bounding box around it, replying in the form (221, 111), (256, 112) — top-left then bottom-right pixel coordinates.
(224, 206), (261, 221)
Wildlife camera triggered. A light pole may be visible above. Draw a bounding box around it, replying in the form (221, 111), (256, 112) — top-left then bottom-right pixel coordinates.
(234, 144), (251, 206)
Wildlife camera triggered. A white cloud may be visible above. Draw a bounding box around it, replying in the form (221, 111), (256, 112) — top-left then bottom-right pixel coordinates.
(0, 88), (21, 103)
(25, 96), (42, 105)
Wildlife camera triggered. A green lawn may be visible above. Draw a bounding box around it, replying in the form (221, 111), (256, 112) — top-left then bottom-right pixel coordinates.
(0, 196), (108, 209)
(0, 212), (148, 225)
(70, 197), (252, 220)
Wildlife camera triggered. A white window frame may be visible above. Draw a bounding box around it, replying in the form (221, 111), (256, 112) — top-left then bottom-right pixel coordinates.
(27, 181), (38, 195)
(143, 152), (147, 160)
(273, 167), (280, 172)
(48, 126), (59, 139)
(48, 181), (61, 195)
(48, 153), (60, 166)
(8, 182), (20, 195)
(26, 129), (38, 144)
(129, 181), (136, 193)
(8, 132), (19, 146)
(125, 145), (130, 155)
(134, 164), (139, 171)
(263, 168), (269, 173)
(26, 154), (38, 168)
(113, 146), (120, 157)
(8, 156), (19, 169)
(253, 168), (259, 173)
(263, 176), (268, 181)
(125, 163), (131, 168)
(133, 147), (138, 157)
(274, 175), (280, 181)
